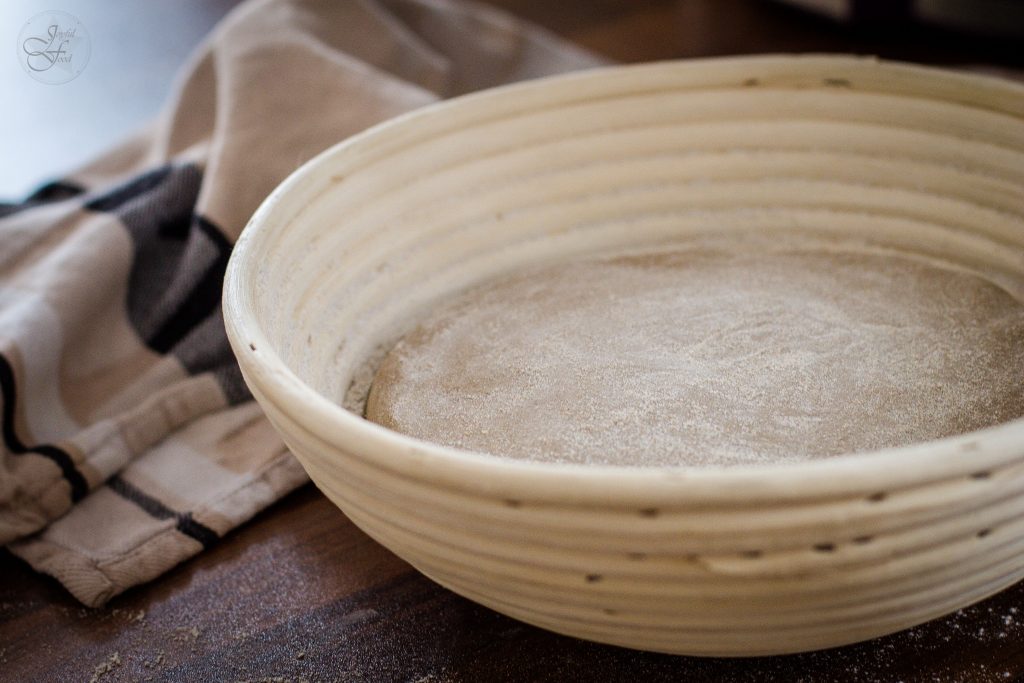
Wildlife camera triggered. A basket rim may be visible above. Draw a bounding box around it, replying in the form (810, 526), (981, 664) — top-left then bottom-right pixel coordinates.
(223, 54), (1024, 503)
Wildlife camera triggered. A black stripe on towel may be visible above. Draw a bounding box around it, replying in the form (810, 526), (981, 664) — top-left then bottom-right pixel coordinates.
(27, 179), (86, 203)
(83, 166), (174, 213)
(145, 214), (232, 354)
(107, 474), (219, 549)
(0, 179), (86, 219)
(0, 353), (88, 502)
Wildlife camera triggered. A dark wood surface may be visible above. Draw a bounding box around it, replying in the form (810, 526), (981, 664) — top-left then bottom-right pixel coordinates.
(4, 2), (1024, 681)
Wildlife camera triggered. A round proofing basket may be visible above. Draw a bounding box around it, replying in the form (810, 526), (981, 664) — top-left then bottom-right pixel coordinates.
(224, 56), (1024, 656)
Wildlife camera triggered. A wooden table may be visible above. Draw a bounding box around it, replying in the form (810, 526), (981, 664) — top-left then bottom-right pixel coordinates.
(3, 2), (1024, 681)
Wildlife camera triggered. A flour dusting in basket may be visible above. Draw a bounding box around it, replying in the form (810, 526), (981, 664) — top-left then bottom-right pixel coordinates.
(367, 230), (1024, 467)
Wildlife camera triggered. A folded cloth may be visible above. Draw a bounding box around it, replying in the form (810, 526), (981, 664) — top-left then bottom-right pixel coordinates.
(0, 0), (602, 607)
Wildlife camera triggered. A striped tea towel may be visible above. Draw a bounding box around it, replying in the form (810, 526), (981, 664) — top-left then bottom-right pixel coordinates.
(1, 0), (602, 607)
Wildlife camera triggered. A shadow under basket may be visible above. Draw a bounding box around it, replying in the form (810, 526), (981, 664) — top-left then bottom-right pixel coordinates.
(223, 55), (1024, 656)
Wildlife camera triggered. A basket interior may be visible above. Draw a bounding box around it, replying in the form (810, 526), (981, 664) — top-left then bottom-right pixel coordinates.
(241, 57), (1024, 433)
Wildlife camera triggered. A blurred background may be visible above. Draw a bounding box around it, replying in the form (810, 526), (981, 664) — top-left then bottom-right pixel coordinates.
(4, 0), (1023, 198)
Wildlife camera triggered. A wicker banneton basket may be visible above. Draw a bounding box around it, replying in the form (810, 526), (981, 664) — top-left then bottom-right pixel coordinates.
(224, 56), (1024, 656)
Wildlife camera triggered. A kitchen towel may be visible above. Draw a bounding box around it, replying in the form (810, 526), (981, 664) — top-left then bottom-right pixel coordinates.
(1, 0), (601, 607)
